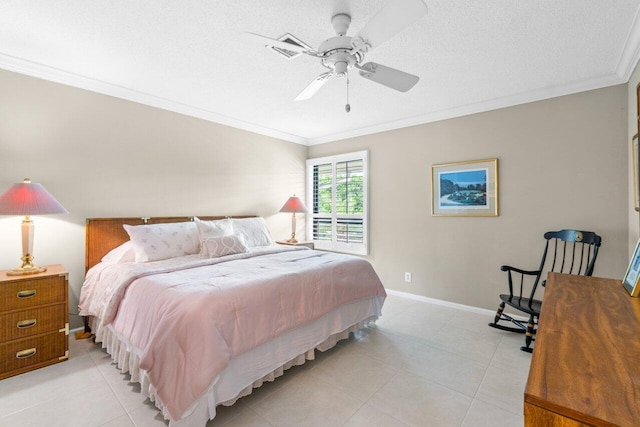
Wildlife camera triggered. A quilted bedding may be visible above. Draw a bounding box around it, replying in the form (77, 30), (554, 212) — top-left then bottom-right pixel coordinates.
(79, 246), (386, 421)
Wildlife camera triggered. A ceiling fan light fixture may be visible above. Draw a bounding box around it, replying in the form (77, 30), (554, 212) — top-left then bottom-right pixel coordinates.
(321, 50), (360, 76)
(334, 61), (349, 76)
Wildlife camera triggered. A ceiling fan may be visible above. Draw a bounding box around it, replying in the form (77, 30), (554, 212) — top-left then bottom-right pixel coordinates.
(245, 0), (428, 106)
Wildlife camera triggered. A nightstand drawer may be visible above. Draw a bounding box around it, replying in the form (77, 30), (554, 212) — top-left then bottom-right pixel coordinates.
(0, 303), (66, 342)
(0, 331), (68, 378)
(0, 266), (69, 379)
(0, 275), (66, 311)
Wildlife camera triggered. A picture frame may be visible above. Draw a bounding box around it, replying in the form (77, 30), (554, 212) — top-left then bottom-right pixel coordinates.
(431, 158), (498, 216)
(622, 238), (640, 297)
(633, 134), (639, 211)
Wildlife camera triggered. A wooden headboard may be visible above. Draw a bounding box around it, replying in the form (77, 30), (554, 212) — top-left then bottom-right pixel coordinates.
(85, 216), (252, 273)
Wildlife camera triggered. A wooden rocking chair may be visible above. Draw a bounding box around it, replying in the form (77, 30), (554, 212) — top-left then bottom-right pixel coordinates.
(488, 229), (601, 352)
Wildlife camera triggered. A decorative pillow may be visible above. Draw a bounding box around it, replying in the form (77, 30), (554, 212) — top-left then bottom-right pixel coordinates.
(231, 217), (274, 247)
(194, 217), (233, 255)
(101, 241), (135, 264)
(202, 234), (248, 258)
(123, 221), (200, 262)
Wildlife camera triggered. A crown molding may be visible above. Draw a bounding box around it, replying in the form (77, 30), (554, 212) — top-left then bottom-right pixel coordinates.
(616, 5), (640, 81)
(0, 52), (632, 148)
(0, 53), (308, 146)
(307, 72), (627, 145)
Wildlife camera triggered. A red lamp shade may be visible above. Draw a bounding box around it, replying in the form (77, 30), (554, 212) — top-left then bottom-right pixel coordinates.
(279, 196), (307, 213)
(0, 179), (68, 215)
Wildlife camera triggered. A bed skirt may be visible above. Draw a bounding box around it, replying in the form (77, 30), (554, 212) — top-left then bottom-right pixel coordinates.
(90, 295), (383, 427)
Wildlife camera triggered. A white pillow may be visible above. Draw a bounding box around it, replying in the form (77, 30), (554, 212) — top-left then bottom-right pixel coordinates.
(230, 217), (274, 247)
(123, 221), (200, 262)
(194, 217), (233, 254)
(101, 241), (135, 264)
(194, 217), (233, 239)
(202, 234), (248, 258)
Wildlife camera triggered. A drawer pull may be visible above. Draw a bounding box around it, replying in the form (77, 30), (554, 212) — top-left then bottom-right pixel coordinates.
(16, 348), (37, 359)
(17, 289), (37, 299)
(17, 319), (37, 328)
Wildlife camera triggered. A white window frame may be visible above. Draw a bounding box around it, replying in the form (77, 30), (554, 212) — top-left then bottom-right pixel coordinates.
(306, 150), (368, 255)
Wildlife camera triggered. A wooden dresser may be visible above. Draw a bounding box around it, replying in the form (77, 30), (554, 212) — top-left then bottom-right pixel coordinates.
(525, 272), (640, 426)
(0, 265), (69, 380)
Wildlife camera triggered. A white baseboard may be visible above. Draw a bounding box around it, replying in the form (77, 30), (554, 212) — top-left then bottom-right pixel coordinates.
(386, 289), (529, 322)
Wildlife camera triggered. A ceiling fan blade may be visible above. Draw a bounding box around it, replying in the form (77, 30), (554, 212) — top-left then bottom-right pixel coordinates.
(295, 72), (333, 101)
(354, 0), (427, 51)
(356, 62), (419, 92)
(243, 32), (312, 54)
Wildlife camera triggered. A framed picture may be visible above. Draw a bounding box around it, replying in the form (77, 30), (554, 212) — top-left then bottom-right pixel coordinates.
(633, 134), (639, 211)
(623, 239), (640, 297)
(431, 158), (498, 216)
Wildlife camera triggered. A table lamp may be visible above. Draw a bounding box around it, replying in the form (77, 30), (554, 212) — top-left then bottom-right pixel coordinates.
(0, 178), (68, 276)
(279, 195), (307, 244)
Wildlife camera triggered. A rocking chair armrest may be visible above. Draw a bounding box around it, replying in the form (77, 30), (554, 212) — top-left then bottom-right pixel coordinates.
(500, 265), (541, 276)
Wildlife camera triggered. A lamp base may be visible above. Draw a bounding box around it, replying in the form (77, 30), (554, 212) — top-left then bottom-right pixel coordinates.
(6, 253), (47, 276)
(7, 265), (47, 276)
(286, 229), (299, 244)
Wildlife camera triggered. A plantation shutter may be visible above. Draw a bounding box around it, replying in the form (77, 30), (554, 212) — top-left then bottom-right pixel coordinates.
(307, 151), (368, 255)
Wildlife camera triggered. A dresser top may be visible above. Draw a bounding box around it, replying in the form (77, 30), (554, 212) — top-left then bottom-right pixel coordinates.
(0, 265), (67, 283)
(525, 272), (640, 425)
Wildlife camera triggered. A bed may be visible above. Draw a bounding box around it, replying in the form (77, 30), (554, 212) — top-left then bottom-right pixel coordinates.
(78, 216), (386, 426)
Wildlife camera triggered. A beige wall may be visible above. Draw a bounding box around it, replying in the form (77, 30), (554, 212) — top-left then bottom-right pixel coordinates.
(0, 67), (631, 325)
(309, 86), (628, 310)
(0, 69), (308, 328)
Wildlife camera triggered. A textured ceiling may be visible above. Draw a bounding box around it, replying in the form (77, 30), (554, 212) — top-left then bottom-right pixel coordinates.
(1, 0), (639, 145)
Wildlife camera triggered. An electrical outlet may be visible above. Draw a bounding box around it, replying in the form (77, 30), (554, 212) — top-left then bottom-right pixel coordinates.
(404, 272), (412, 283)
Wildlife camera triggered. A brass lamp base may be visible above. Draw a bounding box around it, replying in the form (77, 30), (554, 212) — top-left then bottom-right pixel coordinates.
(286, 229), (299, 244)
(7, 266), (47, 276)
(6, 254), (47, 276)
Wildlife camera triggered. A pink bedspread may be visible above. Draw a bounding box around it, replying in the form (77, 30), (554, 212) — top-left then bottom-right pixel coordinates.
(79, 247), (385, 420)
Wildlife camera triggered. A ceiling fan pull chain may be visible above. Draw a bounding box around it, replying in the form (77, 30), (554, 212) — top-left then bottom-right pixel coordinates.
(345, 72), (351, 113)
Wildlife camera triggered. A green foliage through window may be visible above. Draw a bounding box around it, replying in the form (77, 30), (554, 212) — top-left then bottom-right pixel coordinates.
(313, 160), (363, 215)
(308, 152), (367, 252)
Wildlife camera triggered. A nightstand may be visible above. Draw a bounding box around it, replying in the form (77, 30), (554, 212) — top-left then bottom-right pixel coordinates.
(0, 265), (69, 380)
(276, 240), (314, 249)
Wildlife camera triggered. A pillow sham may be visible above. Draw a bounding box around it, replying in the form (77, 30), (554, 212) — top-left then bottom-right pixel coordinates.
(123, 221), (200, 262)
(101, 241), (135, 264)
(194, 217), (233, 255)
(202, 234), (248, 258)
(194, 217), (233, 239)
(231, 217), (274, 247)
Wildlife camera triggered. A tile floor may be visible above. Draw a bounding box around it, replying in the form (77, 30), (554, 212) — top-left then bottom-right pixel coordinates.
(0, 294), (531, 426)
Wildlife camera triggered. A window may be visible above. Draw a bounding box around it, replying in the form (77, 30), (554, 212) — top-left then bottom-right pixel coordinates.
(306, 150), (368, 255)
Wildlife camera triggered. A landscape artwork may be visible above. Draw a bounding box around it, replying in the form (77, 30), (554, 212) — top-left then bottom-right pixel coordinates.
(431, 158), (498, 216)
(438, 169), (487, 208)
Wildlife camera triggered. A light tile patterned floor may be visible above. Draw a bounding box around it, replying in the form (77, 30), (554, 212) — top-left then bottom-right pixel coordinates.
(0, 294), (531, 426)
